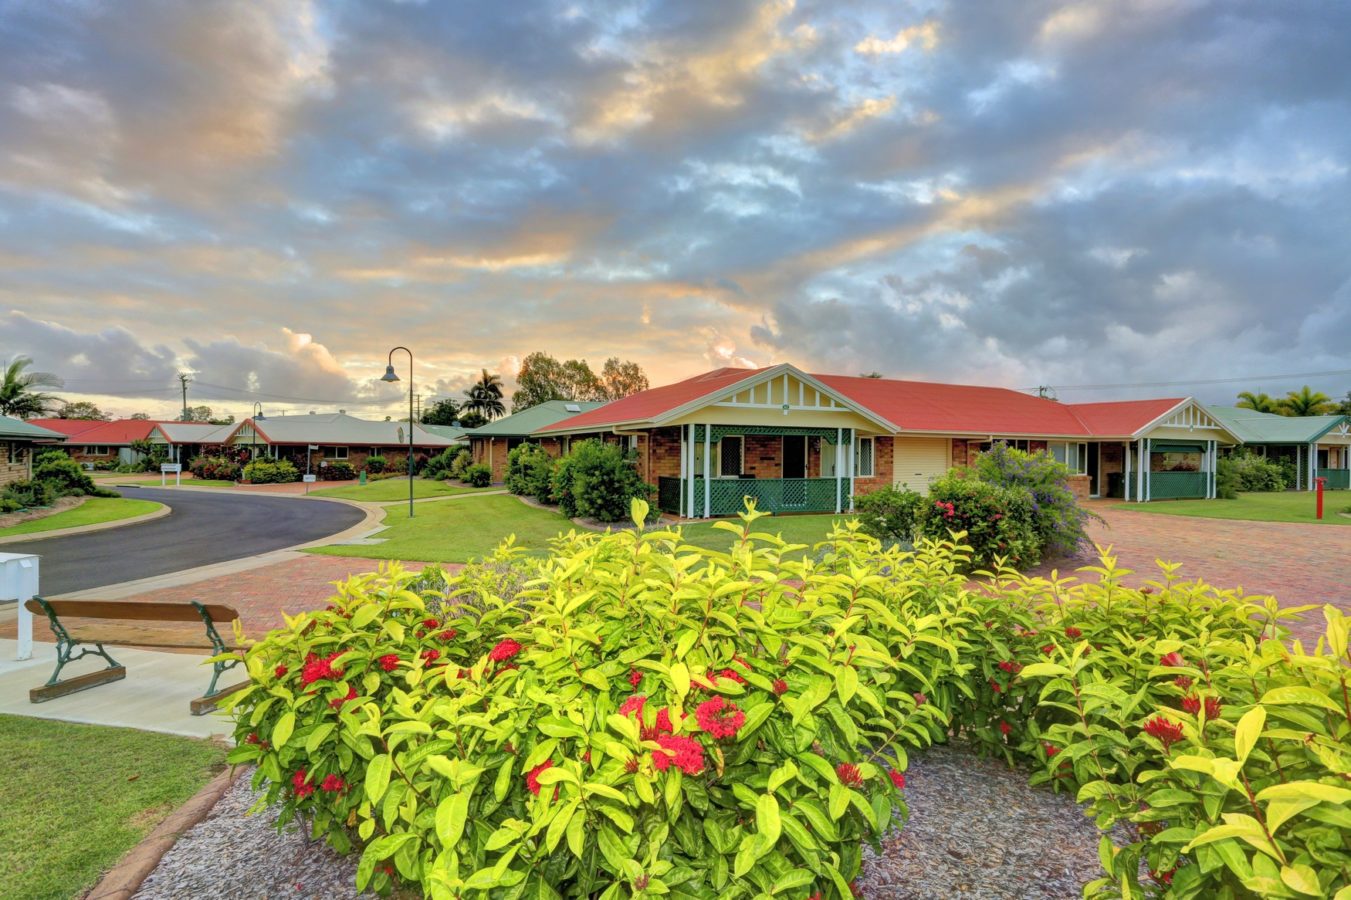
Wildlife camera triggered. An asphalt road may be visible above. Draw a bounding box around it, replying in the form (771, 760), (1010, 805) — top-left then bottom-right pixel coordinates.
(5, 486), (366, 595)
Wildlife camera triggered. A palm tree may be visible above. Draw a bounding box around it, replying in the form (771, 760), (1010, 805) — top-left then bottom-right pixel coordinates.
(463, 369), (506, 420)
(1279, 385), (1334, 417)
(0, 356), (63, 418)
(1235, 391), (1280, 414)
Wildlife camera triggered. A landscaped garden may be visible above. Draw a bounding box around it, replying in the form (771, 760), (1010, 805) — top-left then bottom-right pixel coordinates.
(0, 715), (226, 900)
(310, 479), (493, 502)
(1116, 490), (1351, 526)
(232, 499), (1351, 899)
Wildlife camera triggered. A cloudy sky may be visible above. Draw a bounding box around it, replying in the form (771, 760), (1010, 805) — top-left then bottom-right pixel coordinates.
(3, 0), (1349, 419)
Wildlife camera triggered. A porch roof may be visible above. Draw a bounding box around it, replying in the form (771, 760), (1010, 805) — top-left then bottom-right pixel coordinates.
(1205, 406), (1349, 444)
(0, 415), (68, 441)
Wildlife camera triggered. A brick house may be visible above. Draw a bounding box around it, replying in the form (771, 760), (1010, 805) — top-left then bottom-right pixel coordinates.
(1, 415), (67, 487)
(525, 364), (1244, 517)
(28, 417), (164, 466)
(466, 401), (606, 484)
(1207, 407), (1351, 491)
(225, 412), (464, 474)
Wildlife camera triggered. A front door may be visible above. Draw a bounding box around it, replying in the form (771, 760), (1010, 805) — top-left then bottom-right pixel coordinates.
(783, 435), (807, 478)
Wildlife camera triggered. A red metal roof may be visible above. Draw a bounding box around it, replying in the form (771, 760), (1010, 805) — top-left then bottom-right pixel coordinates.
(537, 367), (768, 432)
(29, 418), (167, 443)
(536, 366), (1189, 438)
(1065, 398), (1186, 438)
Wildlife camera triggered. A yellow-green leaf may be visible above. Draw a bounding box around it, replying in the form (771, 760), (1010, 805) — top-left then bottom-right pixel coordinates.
(365, 753), (392, 804)
(1259, 686), (1342, 713)
(1257, 781), (1351, 806)
(1234, 706), (1265, 764)
(304, 722), (334, 754)
(757, 793), (781, 848)
(835, 666), (858, 705)
(1280, 863), (1322, 897)
(670, 662), (690, 700)
(272, 711), (295, 749)
(436, 789), (472, 848)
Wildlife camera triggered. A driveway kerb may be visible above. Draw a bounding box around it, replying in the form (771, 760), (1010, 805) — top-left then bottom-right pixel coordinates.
(0, 501), (171, 546)
(53, 495), (386, 600)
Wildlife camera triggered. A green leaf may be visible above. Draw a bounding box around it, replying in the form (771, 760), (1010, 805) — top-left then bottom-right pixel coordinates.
(608, 714), (639, 744)
(670, 662), (690, 700)
(305, 722), (334, 754)
(436, 789), (472, 848)
(1280, 863), (1323, 897)
(365, 753), (393, 804)
(494, 756), (514, 802)
(580, 668), (608, 690)
(1018, 662), (1070, 679)
(546, 798), (579, 853)
(1259, 686), (1343, 713)
(756, 793), (781, 848)
(272, 711), (295, 749)
(1256, 781), (1351, 806)
(1234, 706), (1265, 764)
(351, 603), (380, 629)
(566, 805), (586, 858)
(835, 665), (858, 705)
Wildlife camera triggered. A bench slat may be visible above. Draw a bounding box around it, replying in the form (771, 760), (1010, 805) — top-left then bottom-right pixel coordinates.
(62, 623), (243, 651)
(25, 598), (239, 624)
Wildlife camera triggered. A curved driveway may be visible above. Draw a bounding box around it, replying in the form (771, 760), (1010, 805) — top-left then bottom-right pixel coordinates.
(5, 487), (366, 595)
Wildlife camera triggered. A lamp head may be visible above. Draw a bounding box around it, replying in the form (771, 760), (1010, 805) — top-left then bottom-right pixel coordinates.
(381, 364), (400, 383)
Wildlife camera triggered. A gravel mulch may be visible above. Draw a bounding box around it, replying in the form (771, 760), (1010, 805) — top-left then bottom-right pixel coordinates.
(133, 774), (371, 900)
(857, 742), (1125, 899)
(135, 746), (1123, 900)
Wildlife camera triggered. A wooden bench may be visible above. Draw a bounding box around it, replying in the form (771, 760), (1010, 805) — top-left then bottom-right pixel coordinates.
(24, 597), (247, 715)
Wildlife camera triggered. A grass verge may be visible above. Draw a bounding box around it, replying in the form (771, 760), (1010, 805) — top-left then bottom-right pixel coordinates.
(1111, 490), (1351, 526)
(308, 478), (492, 502)
(0, 715), (226, 900)
(0, 497), (162, 538)
(306, 492), (855, 562)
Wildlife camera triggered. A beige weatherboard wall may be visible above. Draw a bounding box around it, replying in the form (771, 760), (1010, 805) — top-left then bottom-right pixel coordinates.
(891, 436), (950, 492)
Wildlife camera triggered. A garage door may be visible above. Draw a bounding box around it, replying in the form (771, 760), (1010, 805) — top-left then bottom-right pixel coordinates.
(892, 437), (950, 493)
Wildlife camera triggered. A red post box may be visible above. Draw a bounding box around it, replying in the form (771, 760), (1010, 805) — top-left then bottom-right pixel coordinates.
(1315, 477), (1325, 519)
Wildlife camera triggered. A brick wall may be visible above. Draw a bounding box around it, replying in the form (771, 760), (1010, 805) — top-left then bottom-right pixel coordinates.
(951, 438), (975, 468)
(1067, 474), (1091, 501)
(852, 436), (894, 497)
(649, 428), (683, 482)
(742, 434), (781, 478)
(1, 441), (32, 487)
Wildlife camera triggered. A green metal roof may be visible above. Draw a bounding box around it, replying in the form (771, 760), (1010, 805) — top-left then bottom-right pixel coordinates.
(0, 415), (68, 441)
(1205, 406), (1348, 444)
(419, 424), (470, 443)
(466, 401), (607, 437)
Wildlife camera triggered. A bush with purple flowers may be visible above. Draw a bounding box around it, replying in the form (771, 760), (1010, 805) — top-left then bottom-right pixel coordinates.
(970, 442), (1100, 559)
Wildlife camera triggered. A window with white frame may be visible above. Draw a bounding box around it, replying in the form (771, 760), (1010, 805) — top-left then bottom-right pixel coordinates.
(322, 445), (349, 460)
(7, 442), (20, 464)
(717, 436), (744, 477)
(1049, 441), (1089, 473)
(854, 436), (875, 477)
(84, 445), (111, 455)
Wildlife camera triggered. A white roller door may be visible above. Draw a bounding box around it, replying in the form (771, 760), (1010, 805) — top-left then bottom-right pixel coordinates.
(892, 437), (950, 493)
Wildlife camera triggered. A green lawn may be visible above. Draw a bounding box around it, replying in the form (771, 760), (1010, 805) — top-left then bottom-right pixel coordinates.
(0, 715), (226, 900)
(307, 492), (855, 562)
(1114, 490), (1351, 526)
(308, 479), (493, 502)
(157, 479), (235, 488)
(0, 497), (162, 537)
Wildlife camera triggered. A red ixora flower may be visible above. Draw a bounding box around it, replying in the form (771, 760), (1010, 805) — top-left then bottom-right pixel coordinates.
(997, 660), (1022, 674)
(329, 685), (358, 709)
(652, 735), (705, 775)
(378, 654), (400, 672)
(772, 678), (789, 696)
(1064, 626), (1082, 639)
(1143, 715), (1185, 750)
(300, 651), (344, 685)
(421, 648), (440, 667)
(717, 667), (747, 685)
(1041, 644), (1055, 656)
(695, 696), (746, 740)
(912, 691), (927, 706)
(989, 678), (1002, 693)
(1181, 695), (1222, 720)
(619, 695), (647, 717)
(1159, 651), (1185, 668)
(274, 664), (289, 678)
(1174, 675), (1193, 690)
(292, 769), (315, 798)
(888, 769), (906, 790)
(320, 774), (346, 793)
(489, 639), (522, 663)
(1044, 743), (1061, 757)
(421, 618), (439, 630)
(836, 762), (864, 788)
(624, 757), (640, 774)
(628, 668), (642, 688)
(525, 760), (553, 796)
(999, 721), (1011, 737)
(640, 707), (674, 742)
(438, 629), (457, 641)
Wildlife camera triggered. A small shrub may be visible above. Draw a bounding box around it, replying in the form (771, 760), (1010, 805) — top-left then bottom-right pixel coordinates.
(91, 458), (118, 471)
(422, 448), (457, 480)
(855, 484), (923, 545)
(918, 473), (1039, 568)
(970, 442), (1098, 558)
(189, 455), (241, 482)
(364, 455), (387, 474)
(319, 461), (355, 481)
(461, 463), (491, 487)
(1221, 452), (1287, 493)
(2, 479), (54, 509)
(505, 443), (554, 503)
(550, 439), (651, 522)
(0, 496), (19, 513)
(242, 459), (300, 484)
(449, 448), (472, 480)
(33, 453), (113, 497)
(1215, 456), (1242, 499)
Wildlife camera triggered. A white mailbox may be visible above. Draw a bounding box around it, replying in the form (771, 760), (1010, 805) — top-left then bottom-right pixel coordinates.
(0, 552), (39, 660)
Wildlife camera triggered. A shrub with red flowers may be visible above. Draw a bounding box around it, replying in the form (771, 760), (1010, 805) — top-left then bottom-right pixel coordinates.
(227, 501), (1351, 900)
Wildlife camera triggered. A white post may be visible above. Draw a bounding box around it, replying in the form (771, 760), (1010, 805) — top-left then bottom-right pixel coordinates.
(834, 428), (843, 513)
(1135, 438), (1144, 502)
(848, 429), (856, 511)
(1145, 439), (1151, 501)
(687, 425), (696, 518)
(1124, 441), (1131, 501)
(1, 553), (39, 660)
(1309, 443), (1316, 491)
(703, 424), (711, 518)
(678, 426), (686, 517)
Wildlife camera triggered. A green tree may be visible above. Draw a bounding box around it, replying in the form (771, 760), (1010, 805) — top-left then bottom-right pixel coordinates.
(421, 398), (462, 426)
(1235, 391), (1280, 413)
(57, 400), (110, 420)
(1278, 385), (1334, 417)
(599, 357), (649, 399)
(456, 410), (488, 429)
(0, 356), (63, 418)
(463, 370), (505, 420)
(1338, 390), (1351, 416)
(129, 412), (151, 420)
(512, 352), (568, 411)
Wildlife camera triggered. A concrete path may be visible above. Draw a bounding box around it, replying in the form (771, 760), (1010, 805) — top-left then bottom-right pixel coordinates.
(0, 638), (233, 739)
(2, 486), (367, 595)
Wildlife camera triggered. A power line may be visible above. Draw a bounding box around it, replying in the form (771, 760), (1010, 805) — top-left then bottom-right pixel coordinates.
(1022, 367), (1351, 393)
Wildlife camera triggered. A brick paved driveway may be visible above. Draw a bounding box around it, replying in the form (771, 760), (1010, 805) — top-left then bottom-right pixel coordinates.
(1026, 502), (1348, 646)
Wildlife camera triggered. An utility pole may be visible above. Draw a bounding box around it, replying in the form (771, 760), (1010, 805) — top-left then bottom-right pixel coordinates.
(178, 372), (193, 419)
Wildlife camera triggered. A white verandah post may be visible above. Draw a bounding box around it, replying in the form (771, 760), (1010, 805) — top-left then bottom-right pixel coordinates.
(678, 426), (686, 517)
(1135, 438), (1145, 503)
(686, 424), (696, 518)
(703, 424), (711, 519)
(848, 428), (856, 511)
(834, 428), (843, 514)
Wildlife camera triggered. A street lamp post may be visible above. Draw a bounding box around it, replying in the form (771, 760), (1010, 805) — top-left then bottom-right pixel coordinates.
(381, 347), (415, 518)
(250, 402), (265, 460)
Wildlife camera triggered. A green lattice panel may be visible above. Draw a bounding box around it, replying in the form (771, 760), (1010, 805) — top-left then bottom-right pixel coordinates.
(1317, 469), (1350, 490)
(1149, 472), (1208, 499)
(693, 425), (852, 445)
(657, 477), (682, 513)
